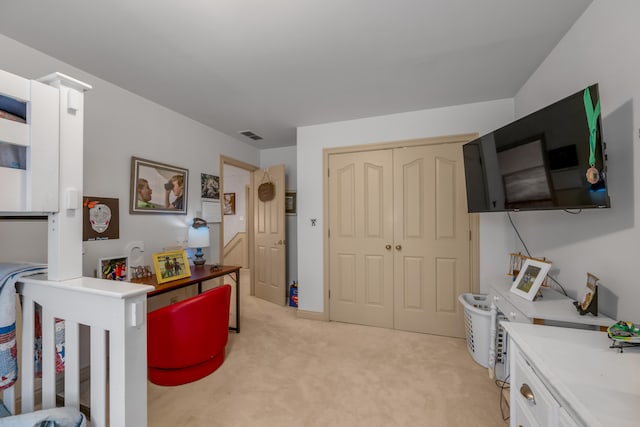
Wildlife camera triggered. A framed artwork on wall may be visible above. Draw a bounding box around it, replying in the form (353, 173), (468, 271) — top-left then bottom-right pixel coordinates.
(510, 259), (552, 301)
(223, 193), (236, 215)
(98, 255), (129, 281)
(201, 173), (220, 200)
(130, 157), (188, 214)
(285, 191), (297, 215)
(83, 196), (119, 241)
(152, 250), (192, 284)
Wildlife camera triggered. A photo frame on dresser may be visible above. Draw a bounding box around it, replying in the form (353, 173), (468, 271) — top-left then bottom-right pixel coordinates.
(510, 259), (552, 301)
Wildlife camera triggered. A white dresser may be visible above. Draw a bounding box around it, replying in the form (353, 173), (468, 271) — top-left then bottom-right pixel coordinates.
(502, 322), (639, 427)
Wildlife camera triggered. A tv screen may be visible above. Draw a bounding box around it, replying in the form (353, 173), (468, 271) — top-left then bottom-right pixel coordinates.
(463, 84), (610, 212)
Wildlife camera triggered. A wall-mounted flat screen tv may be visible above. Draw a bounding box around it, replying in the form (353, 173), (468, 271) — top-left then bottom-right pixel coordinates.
(463, 84), (610, 213)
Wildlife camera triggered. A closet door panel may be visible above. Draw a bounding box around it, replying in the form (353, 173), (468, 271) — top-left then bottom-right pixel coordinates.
(394, 144), (469, 337)
(329, 150), (394, 328)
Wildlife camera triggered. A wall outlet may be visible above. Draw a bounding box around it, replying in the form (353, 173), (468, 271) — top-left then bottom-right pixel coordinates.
(170, 296), (178, 304)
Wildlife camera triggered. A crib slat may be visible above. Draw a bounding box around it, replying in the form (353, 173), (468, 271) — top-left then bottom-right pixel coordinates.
(41, 306), (55, 409)
(20, 296), (35, 414)
(64, 320), (80, 409)
(91, 328), (107, 427)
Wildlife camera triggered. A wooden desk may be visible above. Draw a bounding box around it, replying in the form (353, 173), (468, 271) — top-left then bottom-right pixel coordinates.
(131, 264), (241, 333)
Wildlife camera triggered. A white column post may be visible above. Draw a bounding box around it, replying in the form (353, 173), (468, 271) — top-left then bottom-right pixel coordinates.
(39, 73), (92, 281)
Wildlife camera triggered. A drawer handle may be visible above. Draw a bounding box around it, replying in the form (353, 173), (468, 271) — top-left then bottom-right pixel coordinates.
(520, 383), (536, 405)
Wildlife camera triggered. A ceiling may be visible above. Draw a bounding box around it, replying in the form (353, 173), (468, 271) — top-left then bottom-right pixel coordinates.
(0, 0), (592, 149)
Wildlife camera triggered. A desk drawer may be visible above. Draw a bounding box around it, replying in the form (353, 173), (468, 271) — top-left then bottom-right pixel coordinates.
(513, 348), (560, 427)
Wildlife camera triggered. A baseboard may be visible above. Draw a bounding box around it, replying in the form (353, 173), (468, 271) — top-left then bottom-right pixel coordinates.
(296, 309), (327, 321)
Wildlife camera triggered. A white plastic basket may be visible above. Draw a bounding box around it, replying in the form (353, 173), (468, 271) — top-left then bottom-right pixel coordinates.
(458, 293), (491, 368)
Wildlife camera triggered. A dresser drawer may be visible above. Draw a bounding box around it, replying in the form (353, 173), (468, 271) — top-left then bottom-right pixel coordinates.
(513, 349), (560, 427)
(514, 398), (541, 427)
(490, 288), (528, 323)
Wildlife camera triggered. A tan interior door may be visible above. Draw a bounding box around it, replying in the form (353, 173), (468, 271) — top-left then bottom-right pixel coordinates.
(252, 165), (286, 305)
(393, 143), (470, 338)
(328, 150), (394, 328)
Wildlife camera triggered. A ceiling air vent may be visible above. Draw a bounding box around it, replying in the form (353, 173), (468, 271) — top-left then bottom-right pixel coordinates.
(238, 130), (263, 141)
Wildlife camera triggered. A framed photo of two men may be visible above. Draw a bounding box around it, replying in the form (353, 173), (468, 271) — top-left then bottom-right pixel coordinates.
(130, 157), (188, 214)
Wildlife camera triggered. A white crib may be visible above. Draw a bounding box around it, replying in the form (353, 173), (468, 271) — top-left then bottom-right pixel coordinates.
(0, 69), (153, 426)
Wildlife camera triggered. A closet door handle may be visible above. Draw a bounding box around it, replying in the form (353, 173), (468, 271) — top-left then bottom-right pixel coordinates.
(385, 244), (392, 250)
(395, 245), (402, 250)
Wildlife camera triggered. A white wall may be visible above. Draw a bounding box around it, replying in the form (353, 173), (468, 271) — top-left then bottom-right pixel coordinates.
(296, 100), (515, 312)
(0, 35), (260, 279)
(261, 146), (298, 286)
(510, 0), (640, 321)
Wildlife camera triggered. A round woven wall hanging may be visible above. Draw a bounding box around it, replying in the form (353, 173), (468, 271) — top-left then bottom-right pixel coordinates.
(258, 170), (275, 202)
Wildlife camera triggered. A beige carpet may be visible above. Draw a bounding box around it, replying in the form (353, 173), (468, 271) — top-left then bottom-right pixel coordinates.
(148, 272), (507, 426)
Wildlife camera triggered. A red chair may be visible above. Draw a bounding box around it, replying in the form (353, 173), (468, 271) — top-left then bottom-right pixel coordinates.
(147, 284), (232, 386)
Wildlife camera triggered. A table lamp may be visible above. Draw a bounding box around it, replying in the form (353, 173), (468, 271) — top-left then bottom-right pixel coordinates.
(188, 218), (210, 266)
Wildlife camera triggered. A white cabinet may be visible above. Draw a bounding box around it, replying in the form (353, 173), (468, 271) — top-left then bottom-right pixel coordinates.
(503, 322), (639, 427)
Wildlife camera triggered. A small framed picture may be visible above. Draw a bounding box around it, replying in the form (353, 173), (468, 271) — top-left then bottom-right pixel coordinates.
(201, 173), (220, 200)
(285, 191), (297, 215)
(223, 193), (236, 215)
(98, 256), (129, 281)
(510, 259), (552, 301)
(152, 250), (192, 284)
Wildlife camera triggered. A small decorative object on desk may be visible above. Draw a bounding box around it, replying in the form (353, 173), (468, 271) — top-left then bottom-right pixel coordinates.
(573, 272), (599, 316)
(510, 258), (552, 301)
(608, 321), (640, 353)
(608, 321), (640, 343)
(508, 253), (551, 287)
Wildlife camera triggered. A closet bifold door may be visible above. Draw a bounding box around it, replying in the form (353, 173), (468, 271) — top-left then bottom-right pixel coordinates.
(328, 149), (394, 328)
(392, 144), (470, 338)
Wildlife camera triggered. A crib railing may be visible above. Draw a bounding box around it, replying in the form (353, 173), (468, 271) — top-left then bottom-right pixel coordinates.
(3, 274), (153, 426)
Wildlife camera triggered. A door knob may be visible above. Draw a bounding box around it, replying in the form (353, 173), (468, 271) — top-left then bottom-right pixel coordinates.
(385, 244), (392, 250)
(395, 245), (402, 250)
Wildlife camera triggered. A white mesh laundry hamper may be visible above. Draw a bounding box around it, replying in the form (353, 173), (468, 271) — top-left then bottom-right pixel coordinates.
(458, 293), (491, 368)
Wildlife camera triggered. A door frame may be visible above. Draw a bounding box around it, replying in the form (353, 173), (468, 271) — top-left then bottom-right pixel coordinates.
(220, 155), (258, 295)
(322, 133), (480, 321)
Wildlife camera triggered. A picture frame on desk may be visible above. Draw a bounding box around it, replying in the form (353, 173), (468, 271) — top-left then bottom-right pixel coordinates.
(98, 255), (129, 281)
(510, 259), (551, 301)
(152, 250), (192, 284)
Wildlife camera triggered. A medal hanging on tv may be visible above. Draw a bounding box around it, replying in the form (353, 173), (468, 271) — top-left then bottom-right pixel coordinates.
(583, 87), (601, 185)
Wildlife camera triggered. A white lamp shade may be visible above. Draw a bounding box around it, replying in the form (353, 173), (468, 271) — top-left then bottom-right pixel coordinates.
(188, 226), (210, 248)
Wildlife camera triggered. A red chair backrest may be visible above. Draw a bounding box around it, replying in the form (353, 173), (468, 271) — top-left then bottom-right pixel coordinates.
(148, 284), (232, 369)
